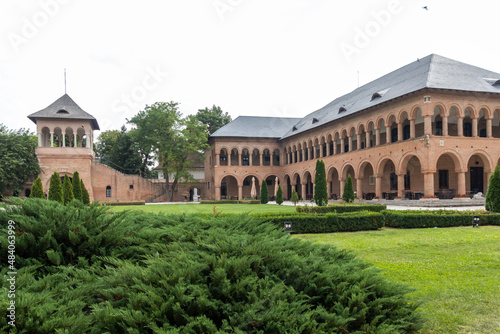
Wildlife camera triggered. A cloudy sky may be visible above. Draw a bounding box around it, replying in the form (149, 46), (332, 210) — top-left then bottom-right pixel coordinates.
(1, 0), (499, 136)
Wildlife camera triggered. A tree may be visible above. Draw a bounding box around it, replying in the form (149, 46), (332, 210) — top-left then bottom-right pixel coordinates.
(276, 184), (283, 205)
(128, 102), (209, 202)
(95, 127), (144, 175)
(81, 180), (90, 205)
(195, 105), (232, 135)
(48, 171), (63, 204)
(486, 165), (500, 212)
(30, 177), (44, 199)
(260, 180), (269, 204)
(72, 171), (82, 202)
(0, 124), (41, 197)
(62, 174), (74, 205)
(314, 160), (328, 206)
(291, 189), (299, 206)
(342, 175), (355, 203)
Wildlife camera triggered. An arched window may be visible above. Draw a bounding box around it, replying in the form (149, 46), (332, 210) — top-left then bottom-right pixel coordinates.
(106, 186), (111, 197)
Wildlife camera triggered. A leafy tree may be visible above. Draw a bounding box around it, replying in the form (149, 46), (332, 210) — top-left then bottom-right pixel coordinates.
(260, 180), (269, 204)
(343, 175), (355, 203)
(48, 171), (63, 204)
(62, 174), (74, 204)
(81, 180), (90, 205)
(314, 159), (328, 206)
(276, 184), (283, 205)
(291, 189), (299, 206)
(195, 105), (232, 135)
(72, 171), (82, 202)
(486, 165), (500, 212)
(95, 127), (144, 175)
(0, 124), (41, 197)
(128, 102), (209, 202)
(30, 177), (44, 199)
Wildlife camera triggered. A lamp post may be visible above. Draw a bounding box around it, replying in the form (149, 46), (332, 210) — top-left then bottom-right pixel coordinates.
(472, 216), (480, 228)
(284, 221), (292, 232)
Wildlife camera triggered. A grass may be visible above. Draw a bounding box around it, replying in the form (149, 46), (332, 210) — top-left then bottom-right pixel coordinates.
(297, 226), (500, 334)
(109, 203), (297, 215)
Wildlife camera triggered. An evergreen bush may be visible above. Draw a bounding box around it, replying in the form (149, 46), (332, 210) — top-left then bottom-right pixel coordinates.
(276, 184), (283, 205)
(260, 180), (269, 204)
(485, 165), (500, 212)
(30, 176), (44, 199)
(291, 189), (299, 206)
(342, 174), (355, 203)
(48, 171), (63, 204)
(72, 171), (82, 202)
(62, 174), (74, 205)
(314, 159), (328, 206)
(0, 198), (422, 333)
(81, 180), (90, 205)
(297, 203), (386, 213)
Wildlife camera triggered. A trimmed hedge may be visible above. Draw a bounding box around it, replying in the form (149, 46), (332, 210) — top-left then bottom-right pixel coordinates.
(102, 200), (146, 206)
(297, 204), (386, 214)
(200, 200), (261, 204)
(264, 211), (384, 234)
(382, 210), (500, 228)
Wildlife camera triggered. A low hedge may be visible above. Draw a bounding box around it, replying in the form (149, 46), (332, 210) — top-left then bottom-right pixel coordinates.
(382, 210), (500, 228)
(297, 203), (386, 214)
(101, 200), (145, 206)
(264, 211), (384, 234)
(200, 200), (261, 204)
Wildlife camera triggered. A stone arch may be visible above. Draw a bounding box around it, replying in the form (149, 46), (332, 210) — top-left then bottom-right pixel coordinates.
(448, 106), (460, 136)
(386, 115), (398, 143)
(493, 108), (500, 138)
(273, 148), (280, 166)
(399, 153), (425, 197)
(291, 172), (302, 199)
(230, 148), (239, 166)
(327, 165), (340, 199)
(241, 148), (250, 166)
(467, 151), (494, 195)
(283, 174), (292, 199)
(41, 126), (50, 147)
(219, 148), (229, 166)
(434, 151), (464, 197)
(341, 163), (356, 180)
(220, 174), (239, 200)
(478, 108), (488, 138)
(358, 160), (375, 199)
(376, 117), (387, 145)
(241, 174), (260, 199)
(432, 105), (445, 136)
(53, 127), (63, 147)
(366, 121), (375, 147)
(327, 134), (334, 156)
(303, 170), (314, 200)
(263, 174), (280, 200)
(463, 107), (474, 137)
(376, 156), (398, 176)
(413, 107), (424, 137)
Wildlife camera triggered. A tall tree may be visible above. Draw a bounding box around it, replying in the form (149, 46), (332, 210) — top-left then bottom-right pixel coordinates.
(72, 171), (82, 202)
(486, 165), (500, 212)
(291, 189), (299, 206)
(195, 105), (232, 135)
(81, 180), (90, 205)
(95, 127), (143, 175)
(260, 180), (269, 204)
(48, 171), (63, 204)
(0, 124), (41, 197)
(314, 160), (328, 206)
(128, 102), (209, 202)
(342, 175), (355, 203)
(30, 177), (45, 199)
(276, 184), (283, 205)
(62, 174), (74, 205)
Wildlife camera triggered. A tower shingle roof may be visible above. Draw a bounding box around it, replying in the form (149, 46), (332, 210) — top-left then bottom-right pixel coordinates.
(28, 94), (100, 130)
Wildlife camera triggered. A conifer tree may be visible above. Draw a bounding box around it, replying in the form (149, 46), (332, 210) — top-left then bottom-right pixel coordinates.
(276, 184), (283, 205)
(72, 171), (82, 202)
(291, 189), (299, 206)
(342, 174), (355, 203)
(81, 180), (90, 205)
(30, 177), (45, 199)
(48, 171), (63, 204)
(62, 174), (74, 205)
(260, 180), (269, 204)
(314, 159), (328, 206)
(486, 165), (500, 212)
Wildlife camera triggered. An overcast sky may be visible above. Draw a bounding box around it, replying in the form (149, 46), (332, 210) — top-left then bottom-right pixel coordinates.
(1, 0), (499, 136)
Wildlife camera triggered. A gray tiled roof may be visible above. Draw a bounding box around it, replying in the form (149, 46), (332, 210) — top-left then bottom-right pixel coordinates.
(210, 116), (300, 138)
(28, 94), (100, 130)
(279, 54), (500, 139)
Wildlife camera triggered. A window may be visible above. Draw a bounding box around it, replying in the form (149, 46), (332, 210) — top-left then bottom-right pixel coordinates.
(106, 186), (111, 197)
(464, 123), (472, 137)
(403, 125), (410, 140)
(391, 128), (398, 143)
(243, 179), (251, 186)
(264, 156), (270, 162)
(312, 118), (319, 124)
(480, 129), (487, 137)
(404, 171), (410, 190)
(435, 121), (443, 136)
(390, 173), (398, 190)
(339, 107), (347, 113)
(129, 184), (134, 190)
(242, 157), (249, 166)
(439, 170), (449, 189)
(57, 109), (69, 114)
(329, 142), (334, 155)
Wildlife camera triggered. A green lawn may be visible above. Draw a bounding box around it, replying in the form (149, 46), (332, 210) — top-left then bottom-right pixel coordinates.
(297, 227), (500, 334)
(109, 203), (297, 215)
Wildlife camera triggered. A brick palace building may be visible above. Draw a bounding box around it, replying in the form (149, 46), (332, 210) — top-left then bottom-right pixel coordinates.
(205, 54), (500, 201)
